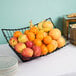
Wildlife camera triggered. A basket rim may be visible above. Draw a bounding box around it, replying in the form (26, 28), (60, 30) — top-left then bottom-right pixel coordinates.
(1, 27), (29, 31)
(1, 17), (56, 30)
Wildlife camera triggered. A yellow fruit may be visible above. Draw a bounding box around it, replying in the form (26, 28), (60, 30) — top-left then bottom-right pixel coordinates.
(43, 32), (48, 37)
(43, 36), (52, 44)
(34, 39), (42, 46)
(57, 37), (65, 48)
(49, 28), (61, 40)
(18, 34), (28, 43)
(47, 44), (54, 53)
(38, 20), (53, 32)
(43, 21), (53, 29)
(51, 40), (58, 50)
(41, 44), (48, 55)
(38, 30), (48, 37)
(27, 32), (35, 41)
(38, 20), (45, 30)
(43, 28), (51, 32)
(38, 30), (44, 33)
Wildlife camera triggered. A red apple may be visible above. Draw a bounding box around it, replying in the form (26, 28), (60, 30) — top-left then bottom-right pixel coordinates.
(9, 37), (18, 47)
(32, 45), (41, 57)
(15, 43), (26, 53)
(21, 48), (33, 57)
(25, 41), (34, 48)
(18, 34), (28, 43)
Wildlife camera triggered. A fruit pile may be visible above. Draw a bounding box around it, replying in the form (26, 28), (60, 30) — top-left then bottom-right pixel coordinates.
(9, 19), (66, 59)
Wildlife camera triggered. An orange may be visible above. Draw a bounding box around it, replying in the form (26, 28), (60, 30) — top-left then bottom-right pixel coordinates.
(38, 30), (48, 37)
(43, 36), (52, 44)
(41, 44), (48, 55)
(38, 20), (45, 30)
(29, 20), (39, 34)
(51, 40), (58, 50)
(24, 30), (29, 35)
(43, 32), (48, 37)
(43, 28), (51, 32)
(36, 32), (44, 40)
(27, 32), (35, 41)
(49, 28), (61, 40)
(47, 44), (54, 53)
(42, 21), (53, 32)
(34, 39), (42, 46)
(43, 21), (53, 28)
(57, 36), (65, 48)
(13, 31), (22, 38)
(38, 30), (44, 33)
(30, 26), (39, 34)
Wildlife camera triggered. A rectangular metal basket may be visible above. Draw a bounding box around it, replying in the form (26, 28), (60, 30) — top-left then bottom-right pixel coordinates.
(1, 18), (69, 62)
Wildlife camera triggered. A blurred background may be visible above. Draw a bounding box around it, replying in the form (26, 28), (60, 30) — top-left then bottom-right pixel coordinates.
(0, 0), (76, 44)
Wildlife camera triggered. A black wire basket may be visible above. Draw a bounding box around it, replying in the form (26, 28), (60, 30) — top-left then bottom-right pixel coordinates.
(1, 18), (69, 62)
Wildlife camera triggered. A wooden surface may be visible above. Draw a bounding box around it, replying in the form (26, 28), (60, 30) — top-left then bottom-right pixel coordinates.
(63, 15), (76, 39)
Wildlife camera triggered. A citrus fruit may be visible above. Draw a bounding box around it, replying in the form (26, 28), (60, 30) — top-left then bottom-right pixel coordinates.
(43, 36), (52, 44)
(57, 36), (65, 48)
(29, 20), (39, 34)
(49, 28), (61, 40)
(30, 26), (39, 34)
(24, 30), (29, 35)
(13, 31), (22, 38)
(27, 32), (35, 41)
(43, 21), (53, 30)
(51, 40), (58, 50)
(38, 30), (44, 33)
(39, 30), (48, 37)
(43, 32), (48, 37)
(38, 20), (45, 30)
(41, 44), (48, 55)
(47, 44), (54, 53)
(43, 28), (51, 32)
(34, 39), (42, 46)
(36, 32), (44, 40)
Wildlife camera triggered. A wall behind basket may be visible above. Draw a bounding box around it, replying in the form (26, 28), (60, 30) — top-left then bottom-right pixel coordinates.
(0, 0), (76, 44)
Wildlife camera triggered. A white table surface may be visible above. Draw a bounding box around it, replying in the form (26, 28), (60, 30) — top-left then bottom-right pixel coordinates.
(0, 44), (76, 76)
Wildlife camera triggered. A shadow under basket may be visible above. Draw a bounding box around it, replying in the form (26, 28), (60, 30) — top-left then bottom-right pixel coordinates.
(1, 18), (69, 62)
